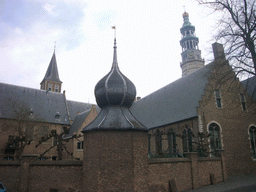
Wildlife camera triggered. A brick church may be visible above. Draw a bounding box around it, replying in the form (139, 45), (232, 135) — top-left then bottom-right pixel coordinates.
(0, 12), (256, 192)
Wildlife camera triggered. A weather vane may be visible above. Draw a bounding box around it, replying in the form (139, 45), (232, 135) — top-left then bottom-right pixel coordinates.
(54, 41), (57, 51)
(112, 26), (116, 39)
(183, 5), (186, 12)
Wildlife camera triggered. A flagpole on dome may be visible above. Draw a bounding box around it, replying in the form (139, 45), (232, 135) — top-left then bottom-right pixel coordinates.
(112, 26), (116, 40)
(111, 26), (118, 68)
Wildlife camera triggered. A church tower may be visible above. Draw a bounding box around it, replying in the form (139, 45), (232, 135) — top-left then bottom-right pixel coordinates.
(40, 50), (62, 93)
(180, 12), (204, 76)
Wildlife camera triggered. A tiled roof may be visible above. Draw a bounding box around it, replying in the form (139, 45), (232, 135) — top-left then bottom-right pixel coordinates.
(66, 100), (93, 121)
(41, 51), (62, 83)
(0, 83), (69, 124)
(0, 83), (96, 125)
(241, 76), (256, 101)
(130, 62), (215, 129)
(64, 110), (91, 138)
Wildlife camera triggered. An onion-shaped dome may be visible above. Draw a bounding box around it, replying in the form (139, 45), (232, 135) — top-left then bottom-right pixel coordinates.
(95, 39), (136, 108)
(82, 38), (146, 132)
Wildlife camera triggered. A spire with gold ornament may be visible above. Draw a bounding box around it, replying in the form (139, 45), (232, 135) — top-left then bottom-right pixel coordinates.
(180, 12), (204, 76)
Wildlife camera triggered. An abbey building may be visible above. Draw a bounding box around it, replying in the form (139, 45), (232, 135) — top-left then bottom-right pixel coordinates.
(0, 12), (256, 192)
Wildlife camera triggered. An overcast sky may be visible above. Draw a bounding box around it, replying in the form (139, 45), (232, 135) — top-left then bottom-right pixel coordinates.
(0, 0), (217, 104)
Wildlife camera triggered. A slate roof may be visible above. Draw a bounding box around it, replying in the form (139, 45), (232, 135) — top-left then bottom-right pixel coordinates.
(130, 62), (215, 129)
(66, 100), (94, 121)
(41, 51), (62, 83)
(0, 83), (69, 125)
(64, 110), (91, 138)
(241, 76), (256, 101)
(0, 83), (96, 125)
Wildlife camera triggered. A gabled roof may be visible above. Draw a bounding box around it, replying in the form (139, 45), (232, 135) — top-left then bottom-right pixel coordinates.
(64, 110), (91, 139)
(241, 76), (256, 101)
(66, 100), (95, 121)
(130, 62), (215, 129)
(41, 51), (62, 83)
(0, 83), (69, 124)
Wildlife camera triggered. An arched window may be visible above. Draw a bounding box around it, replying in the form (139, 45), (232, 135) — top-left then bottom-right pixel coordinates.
(208, 123), (221, 156)
(168, 129), (176, 156)
(249, 126), (256, 158)
(182, 128), (192, 153)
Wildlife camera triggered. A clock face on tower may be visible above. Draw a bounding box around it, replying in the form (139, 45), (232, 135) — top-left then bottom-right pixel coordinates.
(187, 50), (194, 59)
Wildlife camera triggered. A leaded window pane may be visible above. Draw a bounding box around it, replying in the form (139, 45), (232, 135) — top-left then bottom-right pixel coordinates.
(209, 123), (222, 156)
(249, 126), (256, 158)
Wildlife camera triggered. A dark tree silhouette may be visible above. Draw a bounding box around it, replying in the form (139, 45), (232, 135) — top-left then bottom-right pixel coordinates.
(197, 0), (256, 77)
(3, 98), (43, 160)
(36, 127), (82, 160)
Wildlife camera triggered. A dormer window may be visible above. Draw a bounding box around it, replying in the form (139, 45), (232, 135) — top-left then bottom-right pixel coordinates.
(29, 108), (34, 118)
(55, 112), (60, 120)
(215, 90), (222, 108)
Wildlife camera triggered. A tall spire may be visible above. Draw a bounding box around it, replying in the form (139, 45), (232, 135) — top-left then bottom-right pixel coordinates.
(180, 12), (204, 76)
(40, 50), (62, 92)
(41, 51), (62, 83)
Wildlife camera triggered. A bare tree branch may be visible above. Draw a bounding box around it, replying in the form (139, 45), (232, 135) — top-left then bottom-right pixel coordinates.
(197, 0), (256, 77)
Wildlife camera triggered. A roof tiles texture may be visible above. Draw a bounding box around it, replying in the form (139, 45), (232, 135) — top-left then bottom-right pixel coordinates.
(130, 62), (214, 129)
(41, 52), (62, 83)
(0, 83), (93, 125)
(241, 76), (256, 101)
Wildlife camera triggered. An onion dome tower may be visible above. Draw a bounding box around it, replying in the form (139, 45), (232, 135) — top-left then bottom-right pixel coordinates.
(180, 12), (204, 76)
(82, 38), (146, 131)
(82, 39), (148, 192)
(40, 50), (62, 92)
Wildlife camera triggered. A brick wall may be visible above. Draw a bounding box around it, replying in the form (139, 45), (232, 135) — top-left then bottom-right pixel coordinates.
(0, 161), (82, 192)
(197, 61), (256, 177)
(83, 130), (149, 192)
(148, 155), (224, 192)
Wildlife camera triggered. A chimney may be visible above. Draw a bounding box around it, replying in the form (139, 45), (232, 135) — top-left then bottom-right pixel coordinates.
(212, 42), (225, 60)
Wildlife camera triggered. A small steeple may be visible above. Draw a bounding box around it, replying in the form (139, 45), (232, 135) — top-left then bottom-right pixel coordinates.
(40, 50), (62, 93)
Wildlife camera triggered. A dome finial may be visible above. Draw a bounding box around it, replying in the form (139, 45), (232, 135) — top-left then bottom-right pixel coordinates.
(111, 26), (117, 68)
(54, 41), (56, 52)
(112, 26), (116, 39)
(112, 37), (118, 68)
